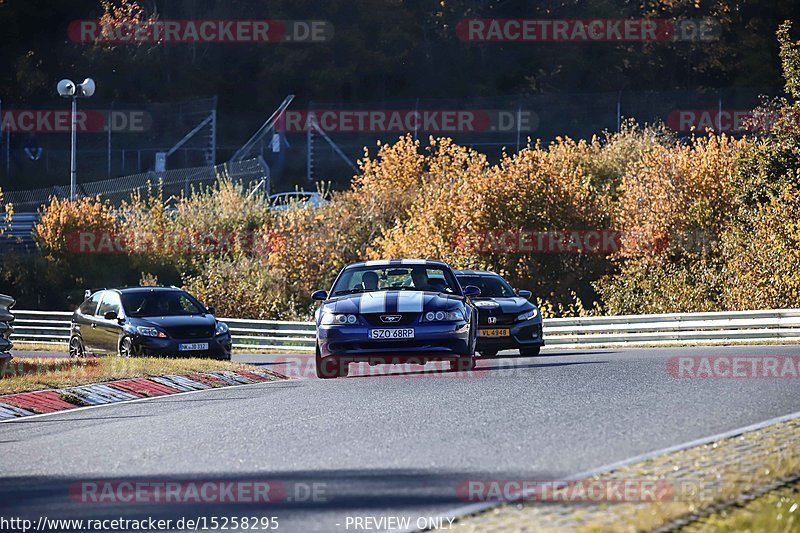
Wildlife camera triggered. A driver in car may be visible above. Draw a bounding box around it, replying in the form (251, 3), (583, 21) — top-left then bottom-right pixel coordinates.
(411, 268), (433, 291)
(361, 271), (379, 291)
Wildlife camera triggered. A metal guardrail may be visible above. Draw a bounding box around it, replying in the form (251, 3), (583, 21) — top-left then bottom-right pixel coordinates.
(0, 212), (39, 252)
(7, 308), (800, 352)
(0, 295), (14, 366)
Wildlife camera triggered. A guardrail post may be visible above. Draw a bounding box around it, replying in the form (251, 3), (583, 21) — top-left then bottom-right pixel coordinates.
(0, 294), (15, 375)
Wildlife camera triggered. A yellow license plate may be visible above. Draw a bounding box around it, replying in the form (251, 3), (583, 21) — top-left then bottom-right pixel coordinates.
(480, 328), (510, 337)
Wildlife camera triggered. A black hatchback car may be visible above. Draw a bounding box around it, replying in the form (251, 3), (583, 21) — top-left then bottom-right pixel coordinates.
(69, 287), (232, 359)
(454, 270), (544, 358)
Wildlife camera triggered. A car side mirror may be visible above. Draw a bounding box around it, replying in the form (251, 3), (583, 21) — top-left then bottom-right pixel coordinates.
(311, 290), (328, 301)
(104, 311), (118, 321)
(517, 290), (533, 300)
(463, 285), (481, 297)
(207, 306), (216, 315)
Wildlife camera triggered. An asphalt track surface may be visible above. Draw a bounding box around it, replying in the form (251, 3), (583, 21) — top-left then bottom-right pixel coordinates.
(1, 345), (799, 532)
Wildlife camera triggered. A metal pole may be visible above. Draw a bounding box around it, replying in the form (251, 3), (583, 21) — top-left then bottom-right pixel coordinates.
(413, 98), (419, 141)
(210, 108), (217, 165)
(0, 97), (4, 179)
(70, 97), (77, 201)
(617, 91), (622, 132)
(516, 104), (522, 153)
(0, 98), (8, 180)
(107, 102), (112, 177)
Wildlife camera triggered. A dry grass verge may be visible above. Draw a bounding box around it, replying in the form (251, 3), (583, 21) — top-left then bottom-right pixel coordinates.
(0, 356), (269, 395)
(681, 480), (800, 533)
(455, 417), (800, 532)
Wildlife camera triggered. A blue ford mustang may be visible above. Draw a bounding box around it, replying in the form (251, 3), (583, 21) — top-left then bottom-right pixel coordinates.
(454, 270), (544, 358)
(311, 259), (481, 378)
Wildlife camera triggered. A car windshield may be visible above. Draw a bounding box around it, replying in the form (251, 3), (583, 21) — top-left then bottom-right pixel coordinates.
(271, 193), (313, 206)
(121, 290), (206, 317)
(332, 266), (458, 295)
(457, 275), (515, 298)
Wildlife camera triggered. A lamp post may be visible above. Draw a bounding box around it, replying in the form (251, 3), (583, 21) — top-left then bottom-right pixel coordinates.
(57, 78), (95, 201)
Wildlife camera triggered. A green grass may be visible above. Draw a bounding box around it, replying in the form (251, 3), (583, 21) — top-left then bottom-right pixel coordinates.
(681, 481), (800, 532)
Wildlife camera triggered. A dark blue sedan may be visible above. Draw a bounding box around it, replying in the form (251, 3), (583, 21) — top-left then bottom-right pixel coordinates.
(311, 260), (481, 378)
(70, 287), (232, 359)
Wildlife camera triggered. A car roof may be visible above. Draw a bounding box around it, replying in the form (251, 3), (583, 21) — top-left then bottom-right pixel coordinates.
(453, 269), (500, 276)
(106, 287), (184, 294)
(346, 259), (450, 269)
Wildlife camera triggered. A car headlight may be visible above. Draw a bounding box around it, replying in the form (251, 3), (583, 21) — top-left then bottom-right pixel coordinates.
(215, 321), (229, 336)
(516, 308), (539, 322)
(136, 326), (167, 338)
(423, 310), (465, 322)
(321, 312), (358, 325)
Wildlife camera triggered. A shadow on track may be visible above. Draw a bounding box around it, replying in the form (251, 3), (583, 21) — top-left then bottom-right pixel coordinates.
(0, 467), (558, 523)
(343, 359), (608, 379)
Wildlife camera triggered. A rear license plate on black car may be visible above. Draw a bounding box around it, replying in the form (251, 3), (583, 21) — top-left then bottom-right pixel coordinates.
(369, 329), (414, 339)
(179, 342), (209, 351)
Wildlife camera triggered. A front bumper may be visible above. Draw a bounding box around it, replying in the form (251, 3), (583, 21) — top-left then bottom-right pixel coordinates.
(317, 321), (471, 362)
(134, 333), (232, 359)
(476, 319), (544, 350)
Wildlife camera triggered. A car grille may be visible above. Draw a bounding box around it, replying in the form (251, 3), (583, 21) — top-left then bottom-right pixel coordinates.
(477, 312), (515, 326)
(362, 313), (419, 326)
(165, 326), (214, 339)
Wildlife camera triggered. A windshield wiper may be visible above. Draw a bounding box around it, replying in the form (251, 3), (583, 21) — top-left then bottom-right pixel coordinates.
(333, 288), (371, 295)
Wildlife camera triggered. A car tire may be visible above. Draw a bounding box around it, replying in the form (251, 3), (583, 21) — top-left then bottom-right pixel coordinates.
(520, 346), (541, 357)
(315, 344), (348, 379)
(479, 350), (498, 358)
(449, 356), (476, 372)
(69, 336), (86, 358)
(118, 336), (139, 358)
(447, 313), (478, 372)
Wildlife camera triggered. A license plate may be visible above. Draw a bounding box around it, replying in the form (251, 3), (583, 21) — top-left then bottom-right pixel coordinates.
(369, 328), (414, 339)
(179, 342), (209, 351)
(479, 328), (510, 337)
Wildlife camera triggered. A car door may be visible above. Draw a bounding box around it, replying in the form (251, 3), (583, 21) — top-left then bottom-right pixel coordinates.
(95, 291), (124, 354)
(77, 291), (104, 352)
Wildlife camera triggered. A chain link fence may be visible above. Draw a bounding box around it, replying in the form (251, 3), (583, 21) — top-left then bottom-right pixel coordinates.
(0, 97), (217, 188)
(2, 157), (268, 212)
(289, 88), (779, 185)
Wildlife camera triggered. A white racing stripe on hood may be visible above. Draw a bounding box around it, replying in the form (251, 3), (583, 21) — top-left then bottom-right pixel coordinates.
(397, 292), (424, 312)
(359, 292), (387, 313)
